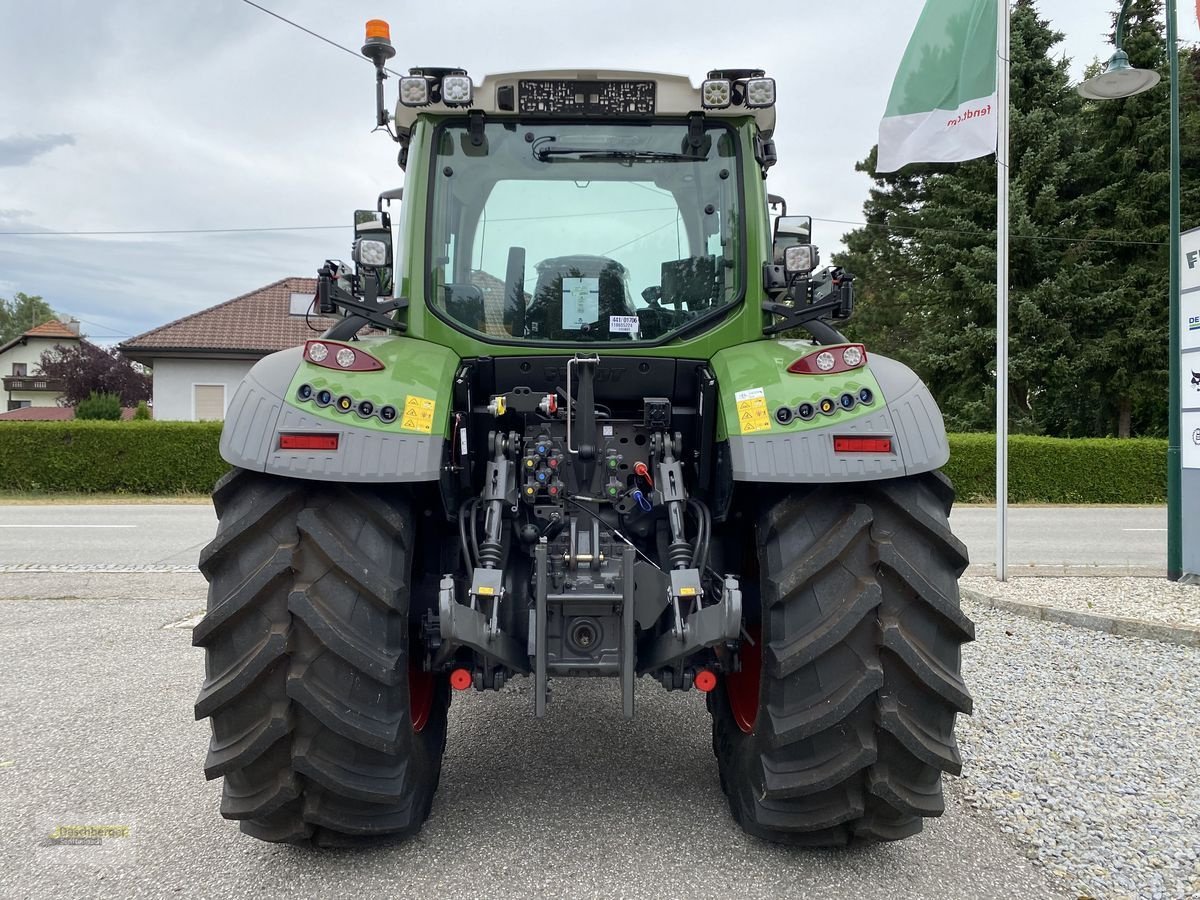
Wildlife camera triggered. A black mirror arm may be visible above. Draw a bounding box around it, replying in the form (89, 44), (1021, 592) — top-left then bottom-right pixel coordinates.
(316, 262), (407, 333)
(761, 297), (845, 337)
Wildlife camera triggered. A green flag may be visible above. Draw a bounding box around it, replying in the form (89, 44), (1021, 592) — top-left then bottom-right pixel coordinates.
(877, 0), (999, 173)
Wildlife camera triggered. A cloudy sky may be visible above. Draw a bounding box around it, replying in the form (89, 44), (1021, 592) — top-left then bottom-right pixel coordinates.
(1, 0), (1196, 345)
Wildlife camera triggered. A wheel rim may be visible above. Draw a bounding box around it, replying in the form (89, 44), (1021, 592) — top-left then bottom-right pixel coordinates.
(726, 624), (761, 734)
(409, 662), (434, 733)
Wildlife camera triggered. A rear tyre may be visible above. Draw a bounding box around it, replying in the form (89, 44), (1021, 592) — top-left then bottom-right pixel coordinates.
(709, 471), (973, 845)
(193, 468), (449, 845)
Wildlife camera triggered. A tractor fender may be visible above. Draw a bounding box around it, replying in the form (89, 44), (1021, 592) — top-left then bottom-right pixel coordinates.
(711, 341), (949, 483)
(219, 336), (458, 482)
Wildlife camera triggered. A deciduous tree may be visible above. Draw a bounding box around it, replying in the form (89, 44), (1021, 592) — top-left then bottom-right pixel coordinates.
(38, 343), (151, 407)
(0, 292), (57, 344)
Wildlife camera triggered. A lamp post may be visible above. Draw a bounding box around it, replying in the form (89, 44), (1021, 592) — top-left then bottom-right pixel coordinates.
(1077, 0), (1182, 581)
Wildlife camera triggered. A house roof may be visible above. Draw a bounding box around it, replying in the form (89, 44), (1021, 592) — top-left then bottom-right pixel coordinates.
(0, 406), (138, 421)
(119, 276), (337, 362)
(0, 319), (82, 357)
(24, 320), (80, 340)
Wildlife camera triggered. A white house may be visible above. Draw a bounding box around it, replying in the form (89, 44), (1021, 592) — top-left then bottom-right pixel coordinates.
(0, 319), (82, 411)
(120, 277), (334, 421)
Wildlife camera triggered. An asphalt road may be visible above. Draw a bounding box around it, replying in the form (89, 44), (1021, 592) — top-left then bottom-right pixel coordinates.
(0, 503), (1170, 574)
(0, 574), (1067, 900)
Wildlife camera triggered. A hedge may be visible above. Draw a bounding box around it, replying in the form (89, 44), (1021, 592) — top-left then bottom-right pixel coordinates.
(0, 422), (1169, 503)
(942, 433), (1167, 504)
(0, 421), (226, 494)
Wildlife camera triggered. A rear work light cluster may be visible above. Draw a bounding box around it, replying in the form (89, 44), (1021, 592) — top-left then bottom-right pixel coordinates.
(700, 69), (776, 109)
(774, 387), (875, 425)
(304, 340), (385, 372)
(399, 68), (473, 108)
(295, 382), (397, 424)
(787, 344), (867, 376)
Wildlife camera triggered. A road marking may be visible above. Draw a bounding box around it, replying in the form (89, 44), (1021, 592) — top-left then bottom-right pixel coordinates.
(0, 524), (137, 528)
(0, 564), (199, 573)
(1121, 528), (1167, 532)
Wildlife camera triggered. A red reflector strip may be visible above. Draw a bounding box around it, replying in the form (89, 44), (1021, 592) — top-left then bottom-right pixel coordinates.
(279, 433), (339, 451)
(833, 436), (892, 453)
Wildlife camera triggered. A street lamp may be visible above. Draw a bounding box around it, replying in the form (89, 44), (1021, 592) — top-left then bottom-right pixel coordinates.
(1077, 0), (1183, 581)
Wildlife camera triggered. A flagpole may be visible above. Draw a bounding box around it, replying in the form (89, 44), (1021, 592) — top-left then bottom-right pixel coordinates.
(996, 0), (1010, 582)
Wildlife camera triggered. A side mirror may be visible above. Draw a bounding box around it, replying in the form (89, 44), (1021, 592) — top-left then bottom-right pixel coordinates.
(352, 209), (393, 299)
(774, 215), (811, 244)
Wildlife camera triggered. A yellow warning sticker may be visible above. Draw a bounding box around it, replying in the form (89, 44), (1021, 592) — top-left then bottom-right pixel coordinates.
(734, 387), (771, 434)
(401, 395), (436, 434)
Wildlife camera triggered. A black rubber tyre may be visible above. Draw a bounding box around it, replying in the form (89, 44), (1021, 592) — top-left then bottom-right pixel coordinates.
(193, 468), (449, 845)
(709, 471), (973, 845)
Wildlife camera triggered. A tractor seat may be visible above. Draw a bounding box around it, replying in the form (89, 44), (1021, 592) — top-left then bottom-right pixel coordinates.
(524, 255), (637, 341)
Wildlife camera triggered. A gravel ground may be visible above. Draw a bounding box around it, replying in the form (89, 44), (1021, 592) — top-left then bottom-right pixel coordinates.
(0, 586), (1066, 900)
(960, 601), (1200, 900)
(962, 576), (1200, 630)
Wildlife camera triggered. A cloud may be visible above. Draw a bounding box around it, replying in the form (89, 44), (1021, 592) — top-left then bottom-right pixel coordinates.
(0, 134), (76, 167)
(0, 0), (1197, 348)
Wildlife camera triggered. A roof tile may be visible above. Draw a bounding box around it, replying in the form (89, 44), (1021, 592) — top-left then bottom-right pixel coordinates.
(120, 276), (338, 356)
(22, 320), (80, 340)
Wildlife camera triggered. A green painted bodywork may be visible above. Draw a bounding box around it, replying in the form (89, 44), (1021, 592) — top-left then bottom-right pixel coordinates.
(389, 115), (772, 362)
(286, 335), (459, 436)
(709, 340), (885, 439)
(306, 114), (890, 446)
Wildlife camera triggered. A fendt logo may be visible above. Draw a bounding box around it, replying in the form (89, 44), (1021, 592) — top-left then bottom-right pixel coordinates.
(541, 366), (629, 383)
(1188, 249), (1199, 270)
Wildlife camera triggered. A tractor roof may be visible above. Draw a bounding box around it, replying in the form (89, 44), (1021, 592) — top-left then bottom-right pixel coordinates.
(391, 69), (776, 135)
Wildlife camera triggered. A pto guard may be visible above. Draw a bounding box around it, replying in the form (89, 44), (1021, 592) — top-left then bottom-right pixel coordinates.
(219, 337), (458, 482)
(711, 341), (949, 483)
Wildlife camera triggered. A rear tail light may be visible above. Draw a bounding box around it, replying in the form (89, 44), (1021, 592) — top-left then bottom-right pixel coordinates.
(787, 344), (867, 375)
(833, 436), (892, 453)
(304, 340), (384, 372)
(279, 433), (339, 451)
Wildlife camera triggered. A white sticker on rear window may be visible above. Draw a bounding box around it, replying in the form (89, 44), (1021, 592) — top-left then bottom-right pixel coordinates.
(609, 315), (639, 334)
(562, 277), (600, 330)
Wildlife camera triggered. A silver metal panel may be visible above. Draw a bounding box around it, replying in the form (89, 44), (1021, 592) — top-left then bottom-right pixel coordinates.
(1184, 471), (1200, 579)
(886, 378), (951, 473)
(217, 350), (300, 473)
(265, 405), (442, 482)
(218, 346), (441, 482)
(729, 408), (906, 482)
(728, 355), (949, 483)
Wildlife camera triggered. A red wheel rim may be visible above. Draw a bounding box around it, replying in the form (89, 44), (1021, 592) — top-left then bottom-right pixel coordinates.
(726, 624), (761, 734)
(409, 663), (434, 733)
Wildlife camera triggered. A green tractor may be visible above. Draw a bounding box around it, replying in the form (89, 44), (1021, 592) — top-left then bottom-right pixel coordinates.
(194, 20), (973, 847)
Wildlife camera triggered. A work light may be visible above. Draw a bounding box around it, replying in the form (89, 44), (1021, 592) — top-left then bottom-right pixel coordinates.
(399, 76), (430, 106)
(701, 79), (732, 108)
(744, 77), (776, 108)
(441, 74), (473, 106)
(354, 238), (389, 267)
